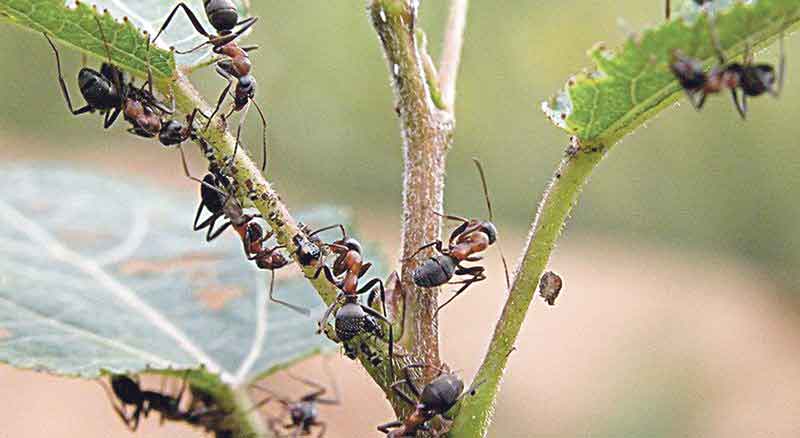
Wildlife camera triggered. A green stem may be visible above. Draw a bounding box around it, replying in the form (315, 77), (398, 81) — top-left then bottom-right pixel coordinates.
(449, 141), (604, 437)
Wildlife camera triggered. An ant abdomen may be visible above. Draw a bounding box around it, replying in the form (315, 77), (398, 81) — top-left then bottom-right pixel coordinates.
(420, 373), (464, 413)
(111, 375), (142, 405)
(412, 255), (456, 288)
(78, 68), (120, 109)
(205, 0), (239, 33)
(335, 302), (368, 341)
(742, 64), (776, 96)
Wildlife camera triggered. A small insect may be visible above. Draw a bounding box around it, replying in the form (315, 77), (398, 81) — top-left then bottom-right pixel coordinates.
(254, 367), (340, 438)
(538, 271), (563, 306)
(377, 364), (472, 437)
(406, 158), (509, 313)
(312, 224), (394, 370)
(670, 31), (785, 119)
(44, 16), (172, 135)
(665, 0), (711, 20)
(151, 1), (268, 172)
(192, 167), (261, 242)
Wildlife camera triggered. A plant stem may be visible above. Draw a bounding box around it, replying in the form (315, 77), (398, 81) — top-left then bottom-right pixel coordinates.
(448, 140), (604, 437)
(439, 0), (468, 112)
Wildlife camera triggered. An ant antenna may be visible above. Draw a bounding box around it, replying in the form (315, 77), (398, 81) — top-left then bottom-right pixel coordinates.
(93, 14), (114, 65)
(472, 158), (510, 289)
(268, 267), (310, 316)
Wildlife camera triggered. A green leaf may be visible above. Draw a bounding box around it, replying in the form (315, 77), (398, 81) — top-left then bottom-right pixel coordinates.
(543, 0), (800, 147)
(0, 166), (348, 386)
(0, 0), (174, 79)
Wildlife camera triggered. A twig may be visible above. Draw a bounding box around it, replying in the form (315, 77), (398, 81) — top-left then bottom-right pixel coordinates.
(448, 140), (604, 437)
(439, 0), (469, 112)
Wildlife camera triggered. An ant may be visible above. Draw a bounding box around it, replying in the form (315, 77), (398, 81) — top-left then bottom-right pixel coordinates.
(670, 28), (785, 119)
(294, 223), (324, 266)
(405, 159), (509, 313)
(310, 224), (395, 369)
(99, 373), (271, 433)
(151, 1), (268, 172)
(377, 364), (472, 437)
(665, 0), (711, 20)
(253, 366), (340, 438)
(45, 16), (173, 136)
(192, 164), (261, 242)
(242, 221), (311, 315)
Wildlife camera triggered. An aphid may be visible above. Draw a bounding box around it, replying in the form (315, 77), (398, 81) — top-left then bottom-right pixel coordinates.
(312, 225), (394, 371)
(538, 271), (563, 306)
(670, 32), (785, 119)
(377, 364), (470, 437)
(151, 1), (267, 171)
(406, 159), (509, 313)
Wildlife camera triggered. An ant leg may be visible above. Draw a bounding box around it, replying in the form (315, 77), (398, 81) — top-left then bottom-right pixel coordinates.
(96, 379), (138, 431)
(377, 421), (403, 434)
(227, 100), (252, 174)
(251, 99), (270, 173)
(314, 421), (327, 438)
(205, 65), (236, 131)
(430, 210), (470, 223)
(151, 3), (211, 46)
(436, 272), (486, 314)
(389, 380), (417, 405)
(204, 16), (260, 49)
(358, 262), (373, 279)
(313, 265), (338, 285)
(360, 303), (394, 376)
(268, 269), (311, 315)
(44, 34), (93, 115)
(289, 374), (327, 402)
(314, 357), (341, 405)
(695, 91), (708, 110)
(731, 88), (747, 120)
(240, 44), (260, 52)
(93, 15), (124, 99)
(104, 107), (123, 129)
(773, 32), (786, 97)
(665, 0), (671, 20)
(403, 240), (444, 261)
(308, 224), (347, 240)
(207, 220), (232, 241)
(317, 300), (339, 334)
(357, 278), (386, 316)
(708, 14), (726, 64)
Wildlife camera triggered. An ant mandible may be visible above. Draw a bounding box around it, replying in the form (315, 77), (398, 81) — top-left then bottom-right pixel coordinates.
(670, 28), (785, 119)
(45, 15), (173, 136)
(405, 159), (509, 313)
(665, 0), (711, 20)
(311, 224), (395, 369)
(377, 364), (472, 437)
(253, 366), (340, 438)
(150, 1), (268, 172)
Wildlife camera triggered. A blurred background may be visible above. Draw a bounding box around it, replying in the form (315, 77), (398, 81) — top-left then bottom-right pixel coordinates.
(1, 0), (799, 437)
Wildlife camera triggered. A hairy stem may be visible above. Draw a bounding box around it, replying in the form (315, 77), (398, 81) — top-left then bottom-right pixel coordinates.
(449, 140), (603, 437)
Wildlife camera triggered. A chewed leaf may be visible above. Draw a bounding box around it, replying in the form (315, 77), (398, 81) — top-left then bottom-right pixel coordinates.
(0, 166), (349, 385)
(68, 0), (251, 68)
(0, 0), (174, 79)
(542, 0), (800, 147)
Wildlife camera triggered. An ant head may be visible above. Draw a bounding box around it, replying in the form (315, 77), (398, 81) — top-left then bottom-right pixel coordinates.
(340, 237), (363, 254)
(420, 372), (464, 414)
(110, 375), (142, 404)
(237, 75), (257, 99)
(669, 50), (707, 91)
(289, 402), (316, 424)
(480, 221), (498, 244)
(742, 64), (776, 96)
(205, 0), (239, 34)
(159, 120), (185, 147)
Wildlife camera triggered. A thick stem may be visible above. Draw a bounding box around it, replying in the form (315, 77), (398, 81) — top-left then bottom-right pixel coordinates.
(448, 140), (604, 437)
(369, 0), (455, 379)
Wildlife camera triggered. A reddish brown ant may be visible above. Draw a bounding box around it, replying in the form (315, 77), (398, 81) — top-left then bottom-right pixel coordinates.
(151, 1), (268, 172)
(311, 224), (394, 370)
(377, 364), (473, 437)
(253, 366), (340, 438)
(670, 29), (785, 119)
(406, 159), (509, 313)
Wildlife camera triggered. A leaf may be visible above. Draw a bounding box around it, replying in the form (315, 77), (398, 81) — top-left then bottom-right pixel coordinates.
(66, 0), (251, 68)
(0, 0), (174, 79)
(542, 0), (800, 147)
(0, 166), (355, 386)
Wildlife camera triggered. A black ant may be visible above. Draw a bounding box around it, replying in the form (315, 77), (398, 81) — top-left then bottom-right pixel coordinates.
(45, 16), (173, 136)
(405, 159), (509, 313)
(242, 221), (311, 315)
(665, 0), (711, 20)
(254, 367), (340, 438)
(192, 165), (261, 242)
(311, 224), (394, 369)
(377, 364), (472, 437)
(99, 373), (271, 434)
(670, 29), (785, 119)
(151, 1), (268, 172)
